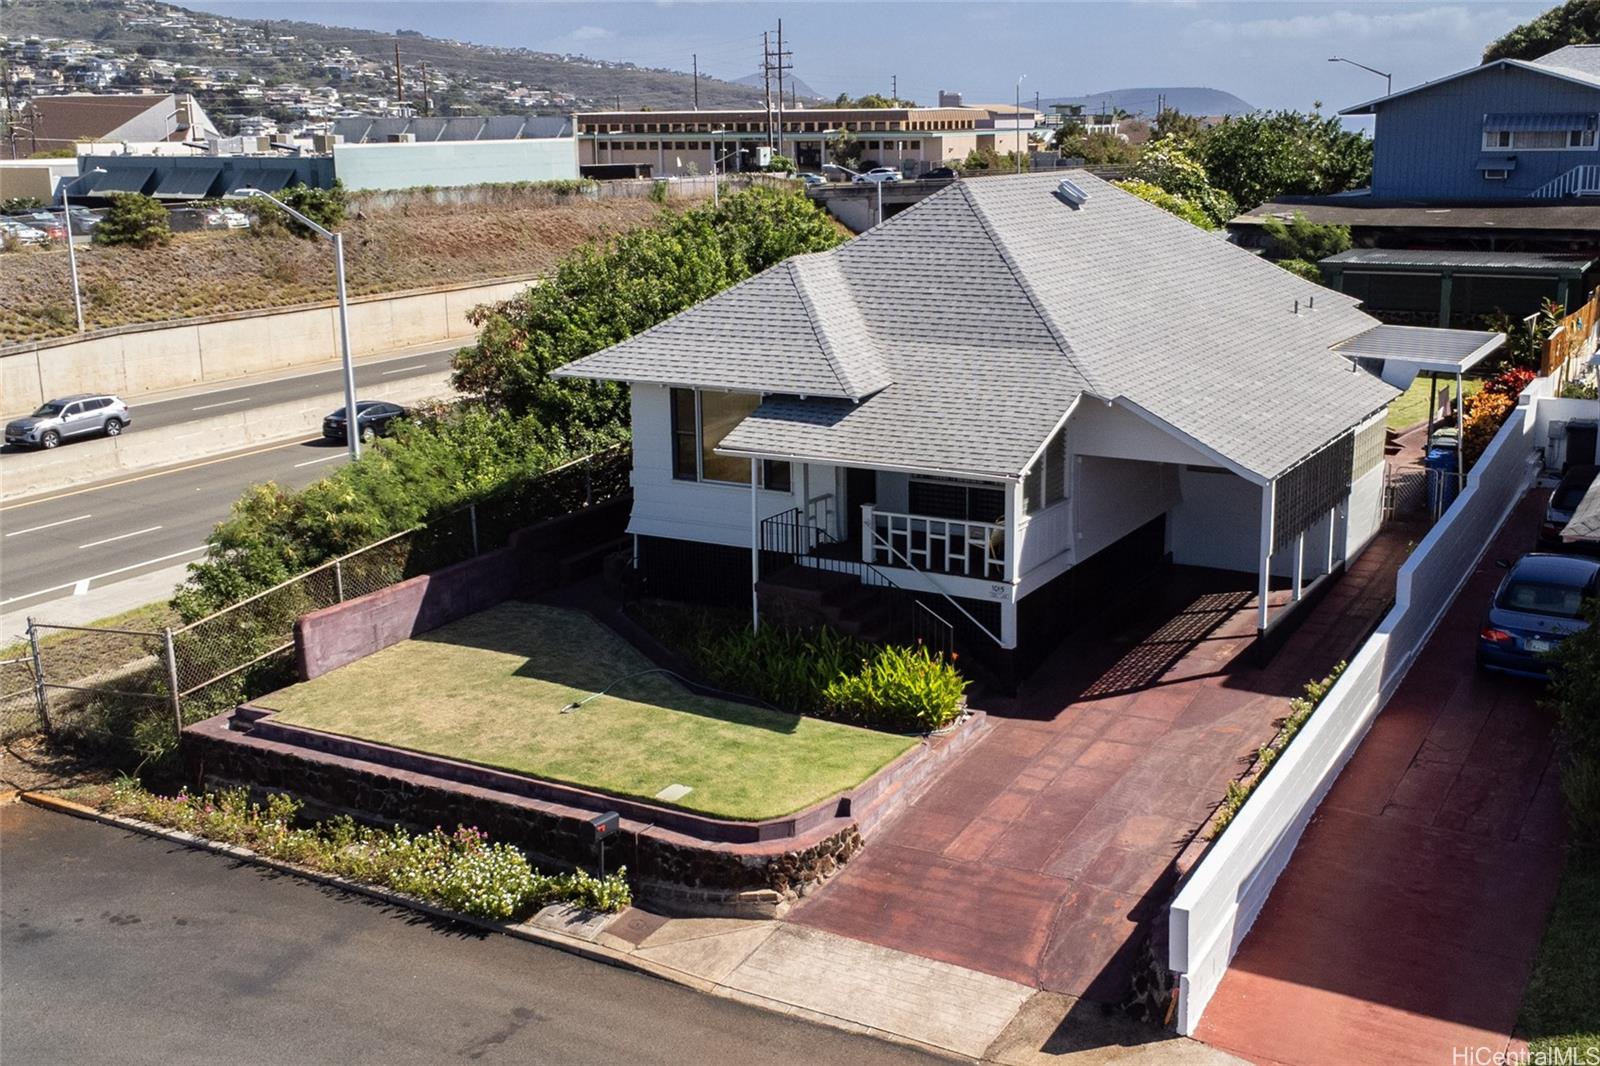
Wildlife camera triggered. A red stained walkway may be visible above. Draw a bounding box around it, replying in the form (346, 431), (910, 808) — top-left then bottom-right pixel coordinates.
(1197, 492), (1568, 1066)
(789, 531), (1414, 1003)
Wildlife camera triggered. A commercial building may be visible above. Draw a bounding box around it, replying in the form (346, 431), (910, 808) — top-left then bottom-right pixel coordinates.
(12, 92), (219, 156)
(328, 116), (578, 191)
(575, 106), (1012, 177)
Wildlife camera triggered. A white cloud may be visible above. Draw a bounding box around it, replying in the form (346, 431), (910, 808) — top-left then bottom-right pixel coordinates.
(1191, 5), (1517, 43)
(566, 25), (613, 42)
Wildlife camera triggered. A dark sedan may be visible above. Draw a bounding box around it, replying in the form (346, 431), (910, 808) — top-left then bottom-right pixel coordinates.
(322, 401), (408, 444)
(1477, 553), (1600, 679)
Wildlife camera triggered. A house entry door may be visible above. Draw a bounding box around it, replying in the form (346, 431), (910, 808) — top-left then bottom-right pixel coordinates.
(844, 468), (877, 550)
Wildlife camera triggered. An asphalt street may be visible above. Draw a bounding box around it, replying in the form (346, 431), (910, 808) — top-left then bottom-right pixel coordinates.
(0, 802), (945, 1066)
(0, 435), (352, 615)
(1, 345), (457, 435)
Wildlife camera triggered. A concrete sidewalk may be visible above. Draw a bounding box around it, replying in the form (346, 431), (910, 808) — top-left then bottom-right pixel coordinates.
(1195, 491), (1568, 1066)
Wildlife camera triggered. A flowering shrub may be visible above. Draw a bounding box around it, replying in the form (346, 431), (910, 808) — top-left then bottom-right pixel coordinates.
(107, 780), (630, 919)
(1461, 369), (1529, 469)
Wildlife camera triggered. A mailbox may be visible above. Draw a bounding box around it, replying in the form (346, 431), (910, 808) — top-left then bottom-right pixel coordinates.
(588, 811), (620, 844)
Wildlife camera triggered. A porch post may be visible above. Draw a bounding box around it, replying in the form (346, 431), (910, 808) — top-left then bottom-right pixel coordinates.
(1455, 368), (1465, 497)
(1257, 480), (1274, 632)
(1326, 504), (1337, 573)
(750, 458), (760, 632)
(1292, 531), (1305, 602)
(1005, 479), (1023, 584)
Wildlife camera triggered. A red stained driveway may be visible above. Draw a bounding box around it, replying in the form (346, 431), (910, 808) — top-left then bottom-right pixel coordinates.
(790, 532), (1413, 1003)
(1195, 493), (1568, 1066)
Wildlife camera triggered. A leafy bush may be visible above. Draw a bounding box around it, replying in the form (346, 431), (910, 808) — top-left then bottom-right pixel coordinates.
(1196, 110), (1372, 211)
(247, 181), (348, 238)
(1560, 379), (1599, 400)
(1547, 601), (1600, 841)
(95, 192), (171, 248)
(823, 643), (970, 732)
(452, 186), (843, 433)
(1, 196), (46, 212)
(1274, 258), (1325, 284)
(107, 780), (632, 918)
(1460, 367), (1533, 468)
(1113, 179), (1216, 229)
(1260, 212), (1351, 262)
(682, 617), (968, 732)
(1125, 143), (1237, 226)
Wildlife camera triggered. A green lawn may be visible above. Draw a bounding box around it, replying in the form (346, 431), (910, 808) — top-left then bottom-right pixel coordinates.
(1386, 376), (1484, 431)
(1517, 845), (1600, 1060)
(257, 601), (915, 821)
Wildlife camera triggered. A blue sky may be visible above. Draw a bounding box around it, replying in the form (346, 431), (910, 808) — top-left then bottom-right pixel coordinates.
(185, 1), (1550, 113)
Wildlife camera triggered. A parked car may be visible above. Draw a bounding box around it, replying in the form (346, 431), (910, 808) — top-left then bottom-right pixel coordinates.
(66, 205), (101, 236)
(5, 394), (133, 449)
(853, 167), (902, 184)
(1477, 553), (1600, 678)
(1539, 465), (1598, 552)
(322, 401), (409, 444)
(214, 207), (251, 229)
(0, 219), (50, 247)
(12, 211), (67, 240)
(922, 166), (959, 181)
(800, 173), (827, 186)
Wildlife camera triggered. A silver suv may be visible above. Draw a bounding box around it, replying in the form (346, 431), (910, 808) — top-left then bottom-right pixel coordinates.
(5, 394), (133, 449)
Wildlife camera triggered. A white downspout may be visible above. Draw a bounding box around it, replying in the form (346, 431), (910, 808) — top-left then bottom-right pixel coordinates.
(750, 458), (760, 632)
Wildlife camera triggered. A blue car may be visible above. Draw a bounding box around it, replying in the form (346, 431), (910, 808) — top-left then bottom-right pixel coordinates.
(1477, 553), (1600, 679)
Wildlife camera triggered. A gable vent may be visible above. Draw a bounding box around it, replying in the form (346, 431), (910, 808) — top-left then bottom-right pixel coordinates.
(1054, 178), (1089, 208)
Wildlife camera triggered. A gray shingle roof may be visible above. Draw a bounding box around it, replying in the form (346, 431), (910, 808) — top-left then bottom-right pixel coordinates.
(1534, 44), (1600, 82)
(561, 171), (1409, 481)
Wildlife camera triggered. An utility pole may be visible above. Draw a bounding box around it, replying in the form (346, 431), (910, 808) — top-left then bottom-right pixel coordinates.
(891, 73), (897, 102)
(774, 19), (791, 159)
(762, 31), (772, 149)
(393, 41), (404, 110)
(692, 53), (699, 110)
(420, 62), (430, 116)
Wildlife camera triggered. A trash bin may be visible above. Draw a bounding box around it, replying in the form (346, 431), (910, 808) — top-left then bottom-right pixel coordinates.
(1424, 439), (1460, 514)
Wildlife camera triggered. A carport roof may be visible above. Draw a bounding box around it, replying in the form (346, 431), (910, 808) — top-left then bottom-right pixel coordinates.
(1331, 325), (1505, 375)
(1321, 249), (1596, 276)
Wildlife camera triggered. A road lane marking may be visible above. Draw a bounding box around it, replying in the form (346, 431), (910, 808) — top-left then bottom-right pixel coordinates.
(79, 525), (162, 550)
(379, 364), (429, 375)
(293, 453), (346, 468)
(0, 544), (208, 607)
(73, 578), (90, 596)
(1, 436), (321, 512)
(191, 397), (251, 411)
(5, 514), (92, 537)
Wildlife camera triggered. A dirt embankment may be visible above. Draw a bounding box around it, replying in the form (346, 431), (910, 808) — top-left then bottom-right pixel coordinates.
(2, 190), (693, 346)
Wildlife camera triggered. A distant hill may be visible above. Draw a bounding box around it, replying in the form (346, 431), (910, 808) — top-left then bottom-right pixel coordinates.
(1041, 87), (1256, 117)
(730, 71), (826, 102)
(3, 0), (770, 112)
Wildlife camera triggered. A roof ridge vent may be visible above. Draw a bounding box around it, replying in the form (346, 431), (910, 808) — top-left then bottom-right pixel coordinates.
(1054, 178), (1090, 208)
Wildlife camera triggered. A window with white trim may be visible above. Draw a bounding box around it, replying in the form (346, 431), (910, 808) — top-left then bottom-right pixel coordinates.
(669, 388), (790, 490)
(1482, 116), (1598, 151)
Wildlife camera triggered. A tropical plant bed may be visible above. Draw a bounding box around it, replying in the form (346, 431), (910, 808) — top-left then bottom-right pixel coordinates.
(59, 779), (630, 920)
(250, 601), (916, 822)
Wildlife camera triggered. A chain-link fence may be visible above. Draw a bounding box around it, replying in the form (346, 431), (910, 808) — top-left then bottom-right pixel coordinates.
(7, 446), (632, 753)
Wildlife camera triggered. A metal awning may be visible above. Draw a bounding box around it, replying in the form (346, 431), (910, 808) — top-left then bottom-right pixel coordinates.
(90, 167), (156, 195)
(1482, 112), (1596, 131)
(1476, 154), (1518, 171)
(1331, 324), (1505, 390)
(230, 168), (292, 194)
(153, 166), (223, 199)
(1564, 476), (1600, 545)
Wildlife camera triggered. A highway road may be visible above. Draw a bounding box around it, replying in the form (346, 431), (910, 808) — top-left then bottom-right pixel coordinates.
(0, 434), (351, 616)
(1, 344), (457, 439)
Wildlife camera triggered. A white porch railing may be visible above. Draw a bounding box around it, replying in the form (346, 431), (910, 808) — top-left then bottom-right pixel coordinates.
(1531, 164), (1600, 199)
(862, 505), (1007, 580)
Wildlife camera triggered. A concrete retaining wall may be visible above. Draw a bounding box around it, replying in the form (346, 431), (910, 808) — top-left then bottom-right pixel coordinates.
(2, 274), (537, 417)
(0, 371), (454, 503)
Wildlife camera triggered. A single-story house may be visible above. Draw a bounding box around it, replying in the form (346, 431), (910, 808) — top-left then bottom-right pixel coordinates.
(557, 171), (1501, 678)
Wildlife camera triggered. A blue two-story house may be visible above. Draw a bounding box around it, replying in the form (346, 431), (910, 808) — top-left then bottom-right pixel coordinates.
(1342, 44), (1600, 201)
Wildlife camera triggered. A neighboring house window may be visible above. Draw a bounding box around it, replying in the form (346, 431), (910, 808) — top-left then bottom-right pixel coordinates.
(669, 387), (791, 490)
(1022, 426), (1068, 514)
(1481, 115), (1598, 151)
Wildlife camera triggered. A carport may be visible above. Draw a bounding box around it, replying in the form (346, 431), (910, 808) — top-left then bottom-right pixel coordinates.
(1319, 249), (1596, 329)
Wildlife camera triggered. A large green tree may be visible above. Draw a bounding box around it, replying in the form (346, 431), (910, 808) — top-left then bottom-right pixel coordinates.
(451, 186), (844, 434)
(1125, 142), (1237, 226)
(1483, 0), (1600, 62)
(1196, 110), (1372, 211)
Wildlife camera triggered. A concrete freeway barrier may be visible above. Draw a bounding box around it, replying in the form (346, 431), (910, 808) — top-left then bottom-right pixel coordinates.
(2, 274), (535, 418)
(1, 371), (456, 503)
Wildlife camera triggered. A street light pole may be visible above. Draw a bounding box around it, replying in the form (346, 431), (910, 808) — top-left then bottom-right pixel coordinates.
(237, 187), (361, 460)
(58, 167), (105, 333)
(1328, 56), (1392, 97)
